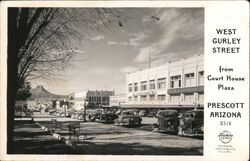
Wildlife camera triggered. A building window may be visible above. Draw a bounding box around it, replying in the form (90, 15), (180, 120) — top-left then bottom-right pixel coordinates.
(128, 97), (132, 101)
(149, 95), (155, 101)
(157, 95), (166, 101)
(141, 81), (147, 91)
(134, 96), (138, 101)
(141, 95), (147, 101)
(199, 71), (204, 86)
(158, 78), (166, 89)
(184, 94), (193, 101)
(134, 83), (138, 91)
(170, 94), (180, 102)
(170, 75), (181, 88)
(198, 93), (204, 102)
(149, 80), (155, 90)
(128, 83), (133, 92)
(185, 73), (195, 87)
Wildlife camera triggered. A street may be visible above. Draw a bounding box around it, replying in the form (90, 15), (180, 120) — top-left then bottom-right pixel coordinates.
(31, 114), (203, 155)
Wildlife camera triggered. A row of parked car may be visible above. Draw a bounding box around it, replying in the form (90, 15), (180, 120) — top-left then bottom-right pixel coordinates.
(153, 109), (204, 136)
(49, 108), (204, 136)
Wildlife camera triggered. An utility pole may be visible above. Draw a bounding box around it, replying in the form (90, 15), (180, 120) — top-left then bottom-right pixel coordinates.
(148, 46), (151, 69)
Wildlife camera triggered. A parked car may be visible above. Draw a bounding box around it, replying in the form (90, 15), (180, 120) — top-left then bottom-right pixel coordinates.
(67, 109), (77, 118)
(139, 110), (148, 117)
(86, 109), (103, 122)
(147, 111), (157, 117)
(179, 110), (204, 136)
(114, 110), (142, 127)
(73, 111), (84, 120)
(153, 109), (179, 134)
(95, 112), (118, 124)
(48, 109), (56, 115)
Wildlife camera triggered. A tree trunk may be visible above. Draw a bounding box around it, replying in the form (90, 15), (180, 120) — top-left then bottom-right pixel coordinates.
(7, 8), (19, 154)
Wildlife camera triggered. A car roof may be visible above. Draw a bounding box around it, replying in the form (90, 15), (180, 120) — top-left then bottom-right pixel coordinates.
(187, 110), (204, 113)
(122, 110), (135, 113)
(158, 109), (178, 113)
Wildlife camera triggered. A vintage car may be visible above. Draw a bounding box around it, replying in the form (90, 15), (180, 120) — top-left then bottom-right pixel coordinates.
(153, 109), (179, 134)
(179, 109), (204, 136)
(95, 112), (118, 124)
(86, 109), (103, 122)
(138, 110), (148, 117)
(114, 110), (142, 127)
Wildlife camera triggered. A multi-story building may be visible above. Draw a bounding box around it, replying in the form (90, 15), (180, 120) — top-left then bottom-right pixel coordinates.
(109, 94), (126, 107)
(73, 90), (115, 110)
(123, 55), (204, 110)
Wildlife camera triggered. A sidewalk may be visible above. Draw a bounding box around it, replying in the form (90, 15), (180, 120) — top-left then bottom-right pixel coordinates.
(13, 119), (77, 154)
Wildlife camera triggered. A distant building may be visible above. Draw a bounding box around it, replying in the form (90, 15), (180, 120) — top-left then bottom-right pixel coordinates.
(123, 55), (204, 110)
(73, 90), (115, 110)
(109, 94), (126, 107)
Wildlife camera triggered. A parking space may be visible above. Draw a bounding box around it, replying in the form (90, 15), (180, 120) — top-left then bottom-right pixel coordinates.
(34, 114), (203, 155)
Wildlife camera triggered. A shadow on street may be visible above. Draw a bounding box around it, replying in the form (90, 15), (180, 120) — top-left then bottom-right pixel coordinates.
(13, 120), (77, 154)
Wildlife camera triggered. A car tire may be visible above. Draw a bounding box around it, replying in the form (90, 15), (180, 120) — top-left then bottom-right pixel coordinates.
(129, 120), (134, 127)
(138, 121), (141, 127)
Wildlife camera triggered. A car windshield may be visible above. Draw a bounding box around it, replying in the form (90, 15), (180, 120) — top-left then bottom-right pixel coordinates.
(121, 111), (134, 116)
(158, 111), (177, 117)
(185, 111), (203, 118)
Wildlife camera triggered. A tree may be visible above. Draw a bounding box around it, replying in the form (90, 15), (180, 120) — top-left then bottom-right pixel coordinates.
(15, 80), (31, 101)
(7, 7), (128, 153)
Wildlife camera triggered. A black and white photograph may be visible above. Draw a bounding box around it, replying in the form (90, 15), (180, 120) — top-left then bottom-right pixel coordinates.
(6, 6), (205, 155)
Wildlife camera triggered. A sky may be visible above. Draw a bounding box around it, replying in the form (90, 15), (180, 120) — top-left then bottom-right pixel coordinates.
(31, 8), (204, 95)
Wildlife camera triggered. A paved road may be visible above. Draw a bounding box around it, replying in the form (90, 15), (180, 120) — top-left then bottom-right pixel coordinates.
(35, 115), (203, 155)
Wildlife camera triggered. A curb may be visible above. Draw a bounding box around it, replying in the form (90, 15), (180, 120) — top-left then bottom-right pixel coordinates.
(35, 122), (78, 150)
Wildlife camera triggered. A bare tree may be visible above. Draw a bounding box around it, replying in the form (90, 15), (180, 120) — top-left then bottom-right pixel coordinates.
(7, 7), (128, 153)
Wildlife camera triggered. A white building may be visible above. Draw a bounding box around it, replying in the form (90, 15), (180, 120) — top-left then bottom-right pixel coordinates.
(73, 90), (115, 110)
(123, 55), (204, 110)
(109, 94), (126, 107)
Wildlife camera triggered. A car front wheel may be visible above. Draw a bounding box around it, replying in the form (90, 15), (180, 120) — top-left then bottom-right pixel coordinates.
(129, 120), (135, 127)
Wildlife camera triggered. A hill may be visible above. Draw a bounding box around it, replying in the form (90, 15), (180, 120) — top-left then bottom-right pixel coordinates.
(29, 85), (68, 100)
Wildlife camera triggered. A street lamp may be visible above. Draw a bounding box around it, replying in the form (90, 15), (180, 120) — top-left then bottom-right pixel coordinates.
(64, 99), (67, 118)
(83, 98), (88, 122)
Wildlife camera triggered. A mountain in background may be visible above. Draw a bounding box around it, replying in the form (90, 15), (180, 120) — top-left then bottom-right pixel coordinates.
(29, 85), (68, 100)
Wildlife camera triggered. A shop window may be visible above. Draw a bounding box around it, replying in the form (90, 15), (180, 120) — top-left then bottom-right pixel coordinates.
(170, 75), (181, 88)
(141, 95), (147, 101)
(199, 71), (204, 86)
(149, 95), (155, 101)
(184, 94), (193, 101)
(149, 80), (155, 90)
(128, 97), (132, 101)
(157, 95), (166, 101)
(170, 94), (180, 102)
(141, 81), (147, 91)
(134, 83), (138, 91)
(128, 83), (133, 92)
(185, 73), (195, 87)
(134, 96), (138, 101)
(158, 78), (166, 89)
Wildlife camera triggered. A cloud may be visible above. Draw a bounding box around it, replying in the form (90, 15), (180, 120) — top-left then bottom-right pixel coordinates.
(133, 47), (150, 63)
(121, 66), (137, 73)
(107, 41), (129, 46)
(90, 35), (104, 41)
(134, 8), (204, 66)
(69, 49), (85, 54)
(89, 67), (114, 75)
(107, 41), (118, 45)
(128, 32), (146, 47)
